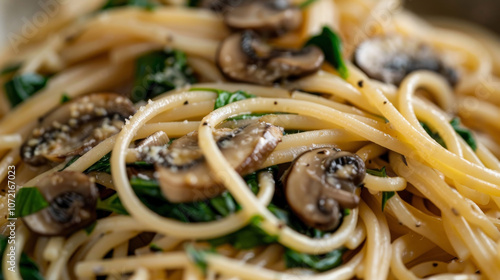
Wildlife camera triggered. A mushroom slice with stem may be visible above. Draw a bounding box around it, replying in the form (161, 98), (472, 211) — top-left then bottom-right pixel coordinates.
(21, 93), (136, 166)
(144, 121), (283, 203)
(217, 31), (324, 85)
(201, 0), (301, 36)
(283, 148), (366, 231)
(22, 171), (98, 236)
(353, 35), (458, 86)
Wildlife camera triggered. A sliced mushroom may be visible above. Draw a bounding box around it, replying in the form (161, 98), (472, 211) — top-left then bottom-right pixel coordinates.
(21, 93), (136, 166)
(202, 0), (301, 36)
(283, 148), (365, 231)
(217, 31), (324, 85)
(143, 121), (283, 202)
(22, 171), (98, 236)
(354, 35), (458, 86)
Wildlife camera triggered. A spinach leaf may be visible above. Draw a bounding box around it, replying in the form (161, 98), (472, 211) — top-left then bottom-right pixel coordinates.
(96, 194), (129, 215)
(0, 63), (21, 76)
(14, 187), (49, 218)
(4, 73), (48, 107)
(283, 129), (305, 135)
(207, 215), (278, 249)
(132, 50), (196, 102)
(450, 118), (477, 151)
(59, 156), (80, 171)
(185, 245), (209, 275)
(366, 166), (387, 177)
(420, 122), (446, 148)
(366, 167), (393, 211)
(85, 153), (112, 174)
(381, 191), (395, 211)
(214, 90), (256, 109)
(84, 221), (97, 236)
(187, 0), (201, 7)
(305, 26), (348, 79)
(0, 236), (44, 280)
(285, 247), (345, 272)
(101, 0), (156, 10)
(190, 88), (256, 110)
(268, 203), (325, 238)
(60, 93), (71, 104)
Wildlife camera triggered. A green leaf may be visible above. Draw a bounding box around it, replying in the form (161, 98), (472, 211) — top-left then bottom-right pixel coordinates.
(283, 129), (305, 135)
(366, 166), (387, 177)
(60, 93), (71, 104)
(132, 50), (196, 102)
(450, 118), (477, 151)
(0, 63), (21, 76)
(299, 0), (319, 9)
(381, 191), (395, 211)
(84, 221), (97, 235)
(4, 73), (48, 107)
(420, 122), (447, 149)
(214, 90), (256, 110)
(59, 155), (80, 171)
(207, 216), (278, 249)
(209, 192), (236, 217)
(185, 244), (209, 275)
(187, 0), (201, 7)
(284, 247), (345, 272)
(149, 243), (163, 252)
(0, 236), (44, 280)
(305, 26), (348, 79)
(343, 208), (351, 216)
(101, 0), (157, 10)
(15, 187), (49, 218)
(97, 194), (129, 215)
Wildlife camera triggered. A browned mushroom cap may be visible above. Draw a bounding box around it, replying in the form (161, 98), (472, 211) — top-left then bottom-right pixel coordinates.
(224, 0), (302, 36)
(217, 31), (324, 85)
(21, 93), (136, 166)
(22, 171), (98, 236)
(145, 121), (283, 202)
(353, 35), (458, 86)
(283, 148), (365, 231)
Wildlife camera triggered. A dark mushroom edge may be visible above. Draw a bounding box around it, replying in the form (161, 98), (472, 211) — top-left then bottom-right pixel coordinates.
(21, 93), (136, 166)
(282, 148), (366, 231)
(353, 35), (458, 86)
(139, 121), (283, 203)
(22, 171), (98, 236)
(217, 31), (324, 85)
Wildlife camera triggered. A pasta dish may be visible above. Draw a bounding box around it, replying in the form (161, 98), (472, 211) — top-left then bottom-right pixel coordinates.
(1, 0), (500, 279)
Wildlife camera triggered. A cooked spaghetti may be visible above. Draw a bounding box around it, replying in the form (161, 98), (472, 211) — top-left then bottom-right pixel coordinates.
(1, 0), (500, 279)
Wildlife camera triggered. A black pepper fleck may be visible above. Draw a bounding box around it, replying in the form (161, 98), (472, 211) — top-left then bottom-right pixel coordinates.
(383, 101), (388, 105)
(274, 101), (278, 105)
(432, 263), (438, 267)
(183, 100), (189, 105)
(401, 155), (408, 166)
(317, 151), (325, 154)
(357, 80), (364, 87)
(202, 122), (208, 126)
